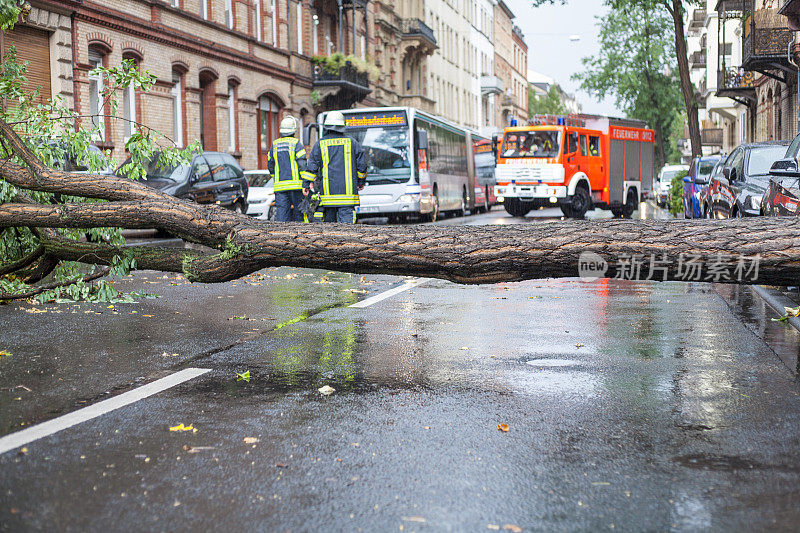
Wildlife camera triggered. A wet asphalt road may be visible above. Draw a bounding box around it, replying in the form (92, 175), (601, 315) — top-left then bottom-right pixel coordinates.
(3, 205), (800, 531)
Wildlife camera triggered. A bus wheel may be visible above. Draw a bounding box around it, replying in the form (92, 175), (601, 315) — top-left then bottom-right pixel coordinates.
(567, 185), (591, 219)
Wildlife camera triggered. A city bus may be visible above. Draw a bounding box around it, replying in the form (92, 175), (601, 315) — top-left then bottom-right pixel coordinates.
(306, 107), (485, 222)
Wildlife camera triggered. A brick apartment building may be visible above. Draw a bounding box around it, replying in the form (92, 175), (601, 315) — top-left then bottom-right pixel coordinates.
(6, 0), (525, 169)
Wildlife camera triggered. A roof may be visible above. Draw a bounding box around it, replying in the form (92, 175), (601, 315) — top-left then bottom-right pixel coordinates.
(497, 0), (515, 20)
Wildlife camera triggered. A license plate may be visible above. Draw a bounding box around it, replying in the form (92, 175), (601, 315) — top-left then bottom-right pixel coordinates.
(357, 206), (379, 213)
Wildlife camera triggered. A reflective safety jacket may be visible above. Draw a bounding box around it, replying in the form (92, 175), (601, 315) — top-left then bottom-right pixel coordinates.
(304, 132), (367, 206)
(267, 136), (308, 192)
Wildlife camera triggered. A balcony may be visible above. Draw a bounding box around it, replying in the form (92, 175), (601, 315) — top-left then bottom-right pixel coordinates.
(312, 63), (371, 110)
(689, 50), (707, 70)
(741, 4), (795, 78)
(701, 128), (724, 146)
(689, 9), (706, 32)
(399, 94), (435, 114)
(501, 92), (515, 110)
(480, 75), (504, 95)
(716, 66), (756, 103)
(401, 18), (437, 54)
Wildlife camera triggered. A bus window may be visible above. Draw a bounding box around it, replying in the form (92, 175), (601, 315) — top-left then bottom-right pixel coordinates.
(588, 136), (601, 157)
(580, 135), (588, 156)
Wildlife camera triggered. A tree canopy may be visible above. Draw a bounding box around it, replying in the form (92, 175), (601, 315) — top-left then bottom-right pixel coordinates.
(572, 0), (684, 168)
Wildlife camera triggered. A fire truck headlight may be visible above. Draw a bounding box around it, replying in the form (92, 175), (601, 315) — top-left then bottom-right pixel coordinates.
(549, 196), (558, 204)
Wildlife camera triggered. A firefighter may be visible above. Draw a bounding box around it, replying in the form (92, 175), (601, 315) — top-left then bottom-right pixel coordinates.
(267, 115), (307, 222)
(303, 111), (367, 223)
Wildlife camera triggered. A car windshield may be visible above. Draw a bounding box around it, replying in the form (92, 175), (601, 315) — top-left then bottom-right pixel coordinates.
(117, 154), (189, 182)
(347, 126), (411, 184)
(501, 130), (560, 158)
(748, 146), (788, 176)
(698, 160), (716, 180)
(659, 169), (683, 182)
(247, 173), (271, 187)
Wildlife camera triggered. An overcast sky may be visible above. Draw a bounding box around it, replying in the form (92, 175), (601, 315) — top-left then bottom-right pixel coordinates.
(504, 0), (622, 116)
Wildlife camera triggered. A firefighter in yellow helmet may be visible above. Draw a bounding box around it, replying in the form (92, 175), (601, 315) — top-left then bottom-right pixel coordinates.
(303, 111), (367, 223)
(267, 115), (308, 222)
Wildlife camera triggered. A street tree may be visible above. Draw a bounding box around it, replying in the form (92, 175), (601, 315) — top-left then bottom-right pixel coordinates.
(532, 0), (703, 158)
(528, 85), (569, 116)
(572, 0), (683, 169)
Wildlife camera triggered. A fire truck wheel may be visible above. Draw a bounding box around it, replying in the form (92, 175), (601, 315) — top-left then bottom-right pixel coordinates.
(567, 185), (591, 219)
(503, 198), (530, 217)
(622, 190), (638, 218)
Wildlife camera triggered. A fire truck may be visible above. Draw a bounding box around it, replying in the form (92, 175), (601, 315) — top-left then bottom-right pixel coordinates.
(493, 114), (655, 218)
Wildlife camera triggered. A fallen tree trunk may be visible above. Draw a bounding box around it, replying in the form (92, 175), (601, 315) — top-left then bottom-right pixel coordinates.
(1, 118), (799, 287)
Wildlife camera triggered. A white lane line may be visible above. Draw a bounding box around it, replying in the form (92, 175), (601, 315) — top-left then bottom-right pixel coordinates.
(0, 367), (210, 455)
(349, 278), (429, 308)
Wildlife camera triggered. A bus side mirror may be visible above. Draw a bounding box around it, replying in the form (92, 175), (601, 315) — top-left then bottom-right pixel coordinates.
(416, 129), (428, 151)
(302, 123), (318, 147)
(491, 135), (498, 159)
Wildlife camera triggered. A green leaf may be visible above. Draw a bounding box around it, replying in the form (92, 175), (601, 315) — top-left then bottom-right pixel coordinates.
(236, 371), (251, 382)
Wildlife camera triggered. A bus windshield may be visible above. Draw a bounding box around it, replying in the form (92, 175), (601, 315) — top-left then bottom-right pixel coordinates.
(501, 130), (561, 158)
(347, 126), (411, 184)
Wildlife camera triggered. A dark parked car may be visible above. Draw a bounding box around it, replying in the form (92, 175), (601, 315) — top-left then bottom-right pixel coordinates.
(117, 151), (248, 213)
(761, 134), (800, 216)
(682, 155), (723, 219)
(704, 141), (789, 219)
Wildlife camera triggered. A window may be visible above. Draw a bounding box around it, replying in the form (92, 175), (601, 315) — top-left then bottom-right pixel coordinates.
(227, 84), (237, 152)
(580, 135), (587, 156)
(360, 35), (365, 60)
(200, 0), (207, 19)
(255, 0), (262, 40)
(88, 49), (104, 141)
(171, 71), (184, 148)
(297, 2), (303, 55)
(588, 136), (601, 157)
(194, 155), (212, 182)
(271, 0), (277, 45)
(312, 10), (319, 53)
(566, 132), (578, 154)
(257, 95), (281, 168)
(225, 0), (233, 28)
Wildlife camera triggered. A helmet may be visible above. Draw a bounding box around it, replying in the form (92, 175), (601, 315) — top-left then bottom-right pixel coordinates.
(279, 115), (298, 136)
(323, 111), (346, 132)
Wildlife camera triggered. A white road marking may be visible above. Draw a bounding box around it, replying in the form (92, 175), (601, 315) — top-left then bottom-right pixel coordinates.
(0, 367), (210, 455)
(349, 278), (429, 308)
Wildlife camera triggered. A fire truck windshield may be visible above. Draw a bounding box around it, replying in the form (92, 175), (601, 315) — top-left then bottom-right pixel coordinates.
(501, 130), (561, 158)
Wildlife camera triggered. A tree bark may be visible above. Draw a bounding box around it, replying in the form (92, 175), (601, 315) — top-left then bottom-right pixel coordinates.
(667, 0), (702, 159)
(1, 119), (800, 287)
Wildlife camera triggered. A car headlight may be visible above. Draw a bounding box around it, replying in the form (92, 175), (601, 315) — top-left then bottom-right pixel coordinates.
(749, 195), (762, 210)
(397, 194), (420, 203)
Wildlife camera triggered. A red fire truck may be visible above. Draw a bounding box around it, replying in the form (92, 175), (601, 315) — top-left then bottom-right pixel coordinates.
(493, 114), (655, 218)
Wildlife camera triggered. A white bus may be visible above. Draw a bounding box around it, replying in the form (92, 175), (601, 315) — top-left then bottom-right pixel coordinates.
(307, 107), (486, 222)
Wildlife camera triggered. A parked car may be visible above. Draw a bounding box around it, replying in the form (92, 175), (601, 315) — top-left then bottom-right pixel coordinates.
(655, 164), (689, 207)
(705, 141), (789, 219)
(116, 151), (248, 213)
(761, 134), (800, 216)
(47, 142), (114, 175)
(244, 170), (275, 220)
(682, 155), (723, 219)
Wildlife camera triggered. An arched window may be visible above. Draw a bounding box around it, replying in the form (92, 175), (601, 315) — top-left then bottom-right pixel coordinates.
(227, 81), (239, 152)
(171, 67), (186, 148)
(257, 94), (282, 168)
(121, 51), (142, 142)
(199, 70), (218, 150)
(87, 45), (108, 141)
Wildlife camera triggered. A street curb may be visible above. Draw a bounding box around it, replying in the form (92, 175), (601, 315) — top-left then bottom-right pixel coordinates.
(751, 285), (800, 333)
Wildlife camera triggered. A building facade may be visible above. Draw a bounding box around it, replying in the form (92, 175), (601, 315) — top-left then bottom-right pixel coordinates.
(7, 0), (527, 169)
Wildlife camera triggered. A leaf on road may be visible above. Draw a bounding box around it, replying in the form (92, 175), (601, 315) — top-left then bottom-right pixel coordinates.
(503, 525), (522, 533)
(498, 423), (510, 433)
(243, 437), (260, 444)
(183, 445), (215, 453)
(402, 516), (427, 523)
(785, 306), (800, 317)
(318, 385), (335, 396)
(230, 315), (249, 320)
(236, 371), (251, 382)
(487, 526), (500, 531)
(460, 346), (469, 350)
(169, 423), (197, 433)
(575, 343), (585, 348)
(0, 350), (11, 357)
(161, 352), (179, 357)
